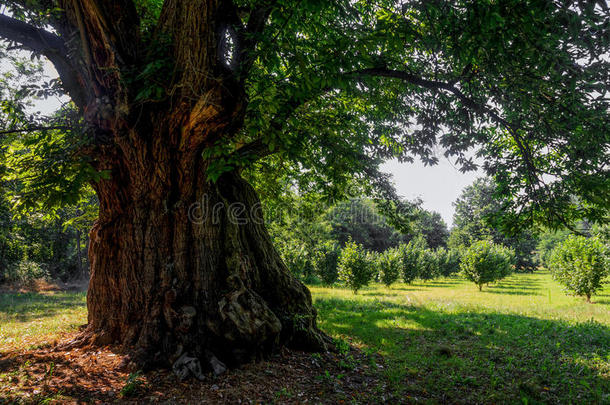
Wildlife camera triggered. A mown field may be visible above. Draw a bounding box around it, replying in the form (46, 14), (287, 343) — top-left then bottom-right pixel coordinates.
(1, 271), (609, 403)
(313, 271), (610, 403)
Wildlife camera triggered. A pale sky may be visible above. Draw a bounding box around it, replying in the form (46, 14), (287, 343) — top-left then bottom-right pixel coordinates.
(381, 158), (481, 228)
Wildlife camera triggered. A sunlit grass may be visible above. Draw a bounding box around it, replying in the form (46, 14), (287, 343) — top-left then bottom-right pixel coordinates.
(0, 291), (87, 351)
(310, 271), (610, 403)
(0, 271), (608, 403)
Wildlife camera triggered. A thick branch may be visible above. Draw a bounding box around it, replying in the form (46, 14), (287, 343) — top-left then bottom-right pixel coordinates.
(0, 14), (87, 107)
(236, 2), (278, 81)
(235, 138), (270, 160)
(90, 0), (141, 63)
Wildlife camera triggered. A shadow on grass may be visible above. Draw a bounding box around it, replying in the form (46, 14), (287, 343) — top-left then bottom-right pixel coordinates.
(481, 285), (541, 296)
(314, 296), (610, 403)
(0, 292), (87, 323)
(389, 280), (463, 291)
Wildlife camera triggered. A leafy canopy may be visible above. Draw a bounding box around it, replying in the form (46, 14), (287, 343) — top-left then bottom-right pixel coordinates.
(1, 0), (608, 231)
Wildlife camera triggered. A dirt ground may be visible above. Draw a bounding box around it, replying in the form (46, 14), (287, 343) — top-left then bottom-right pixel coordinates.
(0, 334), (398, 404)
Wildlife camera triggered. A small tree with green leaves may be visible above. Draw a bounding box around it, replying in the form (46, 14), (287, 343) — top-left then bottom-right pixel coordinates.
(399, 236), (427, 284)
(378, 247), (401, 287)
(549, 236), (608, 303)
(366, 250), (381, 282)
(436, 248), (461, 277)
(338, 240), (372, 294)
(418, 249), (439, 282)
(460, 240), (515, 291)
(399, 243), (419, 284)
(314, 241), (340, 286)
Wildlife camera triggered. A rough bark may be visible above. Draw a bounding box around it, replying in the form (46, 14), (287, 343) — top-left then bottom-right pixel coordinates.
(1, 0), (331, 374)
(84, 148), (329, 371)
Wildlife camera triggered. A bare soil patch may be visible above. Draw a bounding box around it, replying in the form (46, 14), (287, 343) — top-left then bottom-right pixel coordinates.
(0, 334), (397, 404)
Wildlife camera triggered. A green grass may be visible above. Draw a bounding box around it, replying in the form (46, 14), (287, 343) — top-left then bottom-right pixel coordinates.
(311, 271), (610, 403)
(0, 272), (608, 403)
(0, 291), (87, 351)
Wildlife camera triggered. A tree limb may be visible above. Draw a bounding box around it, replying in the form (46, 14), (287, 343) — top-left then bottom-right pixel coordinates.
(236, 1), (278, 82)
(0, 14), (87, 107)
(234, 138), (270, 160)
(351, 68), (542, 189)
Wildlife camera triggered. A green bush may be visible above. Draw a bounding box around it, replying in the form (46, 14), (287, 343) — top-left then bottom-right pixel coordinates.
(277, 240), (314, 280)
(549, 236), (608, 302)
(315, 241), (340, 285)
(418, 249), (439, 282)
(399, 242), (420, 284)
(436, 248), (461, 277)
(338, 239), (373, 293)
(366, 250), (381, 282)
(5, 259), (48, 284)
(535, 229), (571, 269)
(378, 247), (401, 287)
(460, 240), (515, 291)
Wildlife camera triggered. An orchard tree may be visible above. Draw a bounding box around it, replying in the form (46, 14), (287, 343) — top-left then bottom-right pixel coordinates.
(337, 239), (372, 293)
(450, 178), (540, 271)
(1, 0), (609, 374)
(550, 235), (608, 302)
(460, 240), (515, 291)
(379, 247), (401, 287)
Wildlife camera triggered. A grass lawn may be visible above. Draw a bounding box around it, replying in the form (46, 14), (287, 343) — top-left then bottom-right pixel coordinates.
(0, 291), (87, 352)
(0, 271), (608, 403)
(311, 271), (610, 404)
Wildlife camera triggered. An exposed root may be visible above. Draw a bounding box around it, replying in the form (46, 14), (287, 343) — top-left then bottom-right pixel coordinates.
(55, 328), (95, 351)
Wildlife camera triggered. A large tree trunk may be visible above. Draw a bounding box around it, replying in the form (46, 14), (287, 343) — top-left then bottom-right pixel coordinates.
(84, 158), (329, 372)
(0, 0), (330, 374)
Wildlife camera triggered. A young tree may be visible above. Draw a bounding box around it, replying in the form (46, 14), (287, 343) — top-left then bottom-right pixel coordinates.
(1, 1), (608, 373)
(436, 248), (461, 277)
(549, 236), (608, 303)
(418, 249), (439, 282)
(460, 240), (515, 291)
(535, 229), (571, 269)
(315, 241), (341, 286)
(397, 235), (426, 283)
(378, 247), (401, 287)
(337, 240), (372, 294)
(449, 178), (539, 272)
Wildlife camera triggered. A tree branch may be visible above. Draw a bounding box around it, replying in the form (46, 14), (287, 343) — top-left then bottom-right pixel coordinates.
(351, 68), (542, 189)
(236, 1), (278, 82)
(0, 14), (87, 107)
(234, 138), (270, 160)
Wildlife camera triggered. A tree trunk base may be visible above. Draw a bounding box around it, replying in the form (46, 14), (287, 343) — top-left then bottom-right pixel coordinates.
(83, 172), (332, 375)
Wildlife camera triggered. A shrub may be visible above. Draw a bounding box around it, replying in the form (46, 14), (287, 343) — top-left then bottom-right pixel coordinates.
(338, 240), (373, 293)
(436, 248), (461, 277)
(366, 250), (381, 282)
(4, 259), (48, 284)
(418, 249), (439, 282)
(315, 242), (340, 285)
(276, 239), (317, 282)
(460, 240), (515, 291)
(398, 242), (420, 284)
(535, 229), (571, 269)
(378, 247), (401, 287)
(549, 236), (608, 302)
